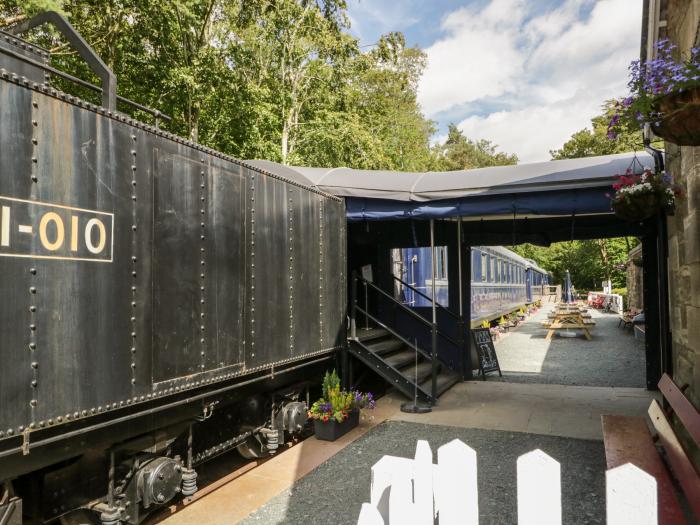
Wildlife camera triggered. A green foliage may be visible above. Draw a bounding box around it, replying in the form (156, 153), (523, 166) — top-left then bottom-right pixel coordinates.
(433, 124), (518, 170)
(310, 373), (375, 423)
(612, 287), (628, 309)
(511, 238), (638, 291)
(550, 103), (645, 160)
(321, 369), (340, 399)
(0, 0), (452, 171)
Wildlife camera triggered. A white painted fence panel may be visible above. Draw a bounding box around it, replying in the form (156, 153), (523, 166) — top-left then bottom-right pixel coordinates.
(517, 449), (561, 525)
(435, 439), (478, 525)
(357, 503), (385, 525)
(606, 464), (657, 525)
(413, 440), (434, 523)
(357, 440), (658, 525)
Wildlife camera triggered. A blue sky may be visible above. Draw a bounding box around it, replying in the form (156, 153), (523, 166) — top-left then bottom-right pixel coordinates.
(346, 0), (642, 163)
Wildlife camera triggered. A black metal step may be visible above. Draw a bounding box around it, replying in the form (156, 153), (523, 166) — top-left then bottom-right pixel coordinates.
(382, 349), (417, 369)
(348, 339), (432, 404)
(420, 371), (460, 397)
(401, 361), (433, 384)
(356, 328), (389, 343)
(366, 338), (404, 355)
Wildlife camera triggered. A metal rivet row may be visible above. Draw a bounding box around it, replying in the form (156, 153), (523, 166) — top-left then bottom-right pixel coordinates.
(319, 201), (325, 346)
(29, 267), (38, 413)
(250, 174), (255, 358)
(130, 134), (138, 385)
(200, 165), (207, 370)
(288, 189), (295, 352)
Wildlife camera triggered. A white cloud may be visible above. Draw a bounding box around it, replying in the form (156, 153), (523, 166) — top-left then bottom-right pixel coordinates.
(417, 0), (642, 163)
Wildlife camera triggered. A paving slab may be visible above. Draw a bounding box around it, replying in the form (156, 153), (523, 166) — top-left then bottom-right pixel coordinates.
(392, 381), (657, 440)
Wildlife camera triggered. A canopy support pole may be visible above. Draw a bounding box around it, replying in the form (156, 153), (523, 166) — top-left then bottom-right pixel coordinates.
(457, 217), (466, 382)
(430, 220), (438, 402)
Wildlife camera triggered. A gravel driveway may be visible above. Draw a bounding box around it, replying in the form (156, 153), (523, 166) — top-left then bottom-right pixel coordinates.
(491, 306), (645, 388)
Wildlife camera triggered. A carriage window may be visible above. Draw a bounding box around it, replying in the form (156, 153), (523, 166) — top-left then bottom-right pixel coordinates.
(392, 246), (449, 307)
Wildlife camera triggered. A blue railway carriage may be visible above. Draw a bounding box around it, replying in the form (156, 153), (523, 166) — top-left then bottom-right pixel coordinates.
(392, 245), (549, 325)
(471, 246), (549, 324)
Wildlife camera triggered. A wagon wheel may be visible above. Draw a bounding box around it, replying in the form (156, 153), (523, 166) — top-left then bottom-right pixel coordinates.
(236, 435), (267, 459)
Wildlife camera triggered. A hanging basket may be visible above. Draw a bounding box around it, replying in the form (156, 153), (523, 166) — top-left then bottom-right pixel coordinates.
(612, 192), (662, 222)
(651, 86), (700, 146)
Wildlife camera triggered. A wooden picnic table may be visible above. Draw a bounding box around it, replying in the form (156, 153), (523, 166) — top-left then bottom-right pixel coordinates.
(549, 310), (591, 319)
(541, 311), (595, 340)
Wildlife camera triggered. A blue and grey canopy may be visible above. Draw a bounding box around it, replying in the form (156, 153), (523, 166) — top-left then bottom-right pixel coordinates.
(246, 152), (654, 221)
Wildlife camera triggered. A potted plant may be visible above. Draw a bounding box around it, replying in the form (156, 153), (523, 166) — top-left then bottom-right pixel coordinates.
(607, 39), (700, 145)
(308, 370), (375, 442)
(608, 166), (681, 222)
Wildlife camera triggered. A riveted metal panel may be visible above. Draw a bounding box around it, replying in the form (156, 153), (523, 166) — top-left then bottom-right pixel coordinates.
(290, 188), (321, 356)
(207, 161), (246, 371)
(0, 81), (34, 434)
(324, 198), (347, 350)
(246, 169), (291, 368)
(21, 88), (133, 428)
(152, 150), (204, 383)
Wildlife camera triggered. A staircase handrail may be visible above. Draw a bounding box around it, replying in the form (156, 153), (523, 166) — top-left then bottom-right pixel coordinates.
(353, 304), (433, 362)
(351, 272), (466, 399)
(391, 275), (460, 320)
(355, 273), (433, 329)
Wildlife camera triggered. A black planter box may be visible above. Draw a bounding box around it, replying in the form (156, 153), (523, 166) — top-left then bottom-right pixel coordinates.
(313, 410), (360, 441)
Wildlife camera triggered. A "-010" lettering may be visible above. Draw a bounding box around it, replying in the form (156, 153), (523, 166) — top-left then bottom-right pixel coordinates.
(0, 196), (114, 262)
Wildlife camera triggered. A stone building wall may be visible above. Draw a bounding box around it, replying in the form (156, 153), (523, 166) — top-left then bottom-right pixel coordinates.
(665, 0), (700, 408)
(626, 244), (644, 313)
(664, 0), (700, 465)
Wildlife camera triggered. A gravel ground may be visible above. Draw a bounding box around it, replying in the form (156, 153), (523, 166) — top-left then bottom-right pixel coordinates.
(239, 421), (606, 525)
(492, 305), (645, 388)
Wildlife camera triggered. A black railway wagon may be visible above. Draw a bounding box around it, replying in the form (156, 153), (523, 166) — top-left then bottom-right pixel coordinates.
(0, 14), (346, 525)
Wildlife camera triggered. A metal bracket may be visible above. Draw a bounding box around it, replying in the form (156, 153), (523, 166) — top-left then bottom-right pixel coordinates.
(195, 401), (218, 422)
(21, 428), (30, 456)
(6, 11), (117, 110)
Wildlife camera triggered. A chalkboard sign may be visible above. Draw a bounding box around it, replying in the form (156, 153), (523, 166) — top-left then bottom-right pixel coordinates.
(471, 328), (502, 379)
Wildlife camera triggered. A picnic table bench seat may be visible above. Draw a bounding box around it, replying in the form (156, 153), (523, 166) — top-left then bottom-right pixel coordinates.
(601, 374), (700, 525)
(618, 310), (638, 329)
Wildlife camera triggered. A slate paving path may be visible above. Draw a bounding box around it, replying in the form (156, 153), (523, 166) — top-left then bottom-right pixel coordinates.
(492, 305), (645, 388)
(239, 420), (606, 525)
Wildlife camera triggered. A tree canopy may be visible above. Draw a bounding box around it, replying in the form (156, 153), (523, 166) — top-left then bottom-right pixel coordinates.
(512, 238), (636, 291)
(549, 103), (645, 160)
(432, 124), (517, 170)
(0, 0), (517, 172)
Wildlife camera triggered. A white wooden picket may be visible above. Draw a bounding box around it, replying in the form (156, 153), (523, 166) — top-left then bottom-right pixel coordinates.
(606, 463), (657, 525)
(435, 439), (478, 525)
(517, 449), (561, 525)
(357, 440), (658, 525)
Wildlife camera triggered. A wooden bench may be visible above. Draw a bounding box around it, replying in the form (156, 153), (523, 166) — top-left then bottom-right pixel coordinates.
(601, 374), (700, 524)
(618, 310), (638, 329)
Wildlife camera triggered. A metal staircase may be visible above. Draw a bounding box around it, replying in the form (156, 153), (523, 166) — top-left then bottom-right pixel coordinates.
(348, 273), (461, 405)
